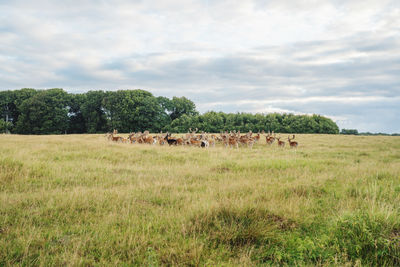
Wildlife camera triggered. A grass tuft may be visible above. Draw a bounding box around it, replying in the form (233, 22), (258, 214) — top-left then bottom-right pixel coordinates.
(188, 206), (296, 249)
(332, 211), (400, 265)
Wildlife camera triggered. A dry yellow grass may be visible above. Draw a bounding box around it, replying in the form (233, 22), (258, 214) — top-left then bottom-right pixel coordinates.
(1, 134), (399, 265)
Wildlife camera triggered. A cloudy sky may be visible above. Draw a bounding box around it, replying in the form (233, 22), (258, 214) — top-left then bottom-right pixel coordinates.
(1, 0), (399, 133)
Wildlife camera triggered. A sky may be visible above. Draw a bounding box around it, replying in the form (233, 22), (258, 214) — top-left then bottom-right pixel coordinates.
(0, 0), (399, 133)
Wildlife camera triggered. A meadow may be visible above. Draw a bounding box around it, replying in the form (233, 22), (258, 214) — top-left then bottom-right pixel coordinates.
(1, 134), (399, 266)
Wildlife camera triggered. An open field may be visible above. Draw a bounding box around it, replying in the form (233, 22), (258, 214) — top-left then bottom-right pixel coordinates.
(1, 134), (400, 266)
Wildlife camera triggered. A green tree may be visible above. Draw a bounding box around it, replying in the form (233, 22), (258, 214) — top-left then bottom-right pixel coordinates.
(103, 90), (165, 132)
(0, 91), (13, 127)
(68, 93), (86, 133)
(156, 96), (173, 130)
(340, 129), (358, 135)
(15, 89), (70, 134)
(1, 88), (341, 134)
(200, 112), (224, 132)
(0, 119), (13, 133)
(169, 96), (198, 121)
(80, 91), (108, 133)
(0, 89), (37, 132)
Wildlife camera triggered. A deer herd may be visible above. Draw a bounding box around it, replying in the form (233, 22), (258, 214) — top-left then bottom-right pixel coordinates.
(106, 129), (299, 149)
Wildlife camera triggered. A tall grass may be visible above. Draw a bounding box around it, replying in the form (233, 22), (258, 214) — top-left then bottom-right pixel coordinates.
(1, 134), (399, 265)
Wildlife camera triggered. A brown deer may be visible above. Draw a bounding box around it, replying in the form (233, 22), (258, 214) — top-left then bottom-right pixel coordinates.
(188, 137), (202, 146)
(176, 137), (184, 145)
(207, 135), (216, 147)
(223, 134), (239, 149)
(157, 135), (166, 145)
(265, 131), (275, 145)
(277, 137), (285, 147)
(109, 129), (123, 142)
(185, 128), (193, 140)
(143, 135), (156, 145)
(253, 132), (261, 143)
(288, 135), (298, 148)
(239, 135), (255, 149)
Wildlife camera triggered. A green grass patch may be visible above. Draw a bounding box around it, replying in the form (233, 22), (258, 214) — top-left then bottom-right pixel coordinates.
(0, 134), (399, 265)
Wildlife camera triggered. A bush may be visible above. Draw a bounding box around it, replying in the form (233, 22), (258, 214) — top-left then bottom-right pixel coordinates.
(331, 211), (400, 265)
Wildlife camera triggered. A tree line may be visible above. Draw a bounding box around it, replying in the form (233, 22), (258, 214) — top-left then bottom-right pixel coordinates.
(0, 88), (339, 134)
(340, 129), (399, 136)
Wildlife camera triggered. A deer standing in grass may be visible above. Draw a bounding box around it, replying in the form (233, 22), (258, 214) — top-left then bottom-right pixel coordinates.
(164, 133), (179, 146)
(238, 134), (255, 149)
(207, 135), (216, 147)
(223, 132), (239, 149)
(253, 132), (261, 143)
(277, 137), (285, 147)
(109, 129), (123, 142)
(288, 135), (298, 148)
(265, 131), (276, 145)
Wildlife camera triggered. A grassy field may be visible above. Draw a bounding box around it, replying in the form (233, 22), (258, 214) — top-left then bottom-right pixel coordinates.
(1, 134), (400, 266)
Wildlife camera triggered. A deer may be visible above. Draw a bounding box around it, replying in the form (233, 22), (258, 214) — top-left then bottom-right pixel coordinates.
(176, 137), (184, 145)
(229, 136), (239, 149)
(265, 131), (276, 145)
(109, 129), (123, 142)
(188, 137), (203, 147)
(106, 132), (112, 141)
(185, 129), (193, 140)
(128, 132), (135, 140)
(288, 135), (298, 148)
(143, 135), (156, 145)
(238, 135), (255, 149)
(153, 131), (165, 145)
(223, 133), (239, 149)
(104, 132), (112, 140)
(201, 140), (209, 148)
(277, 137), (285, 147)
(187, 128), (199, 139)
(206, 135), (216, 147)
(252, 132), (261, 143)
(157, 135), (166, 145)
(188, 133), (210, 147)
(164, 133), (178, 146)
